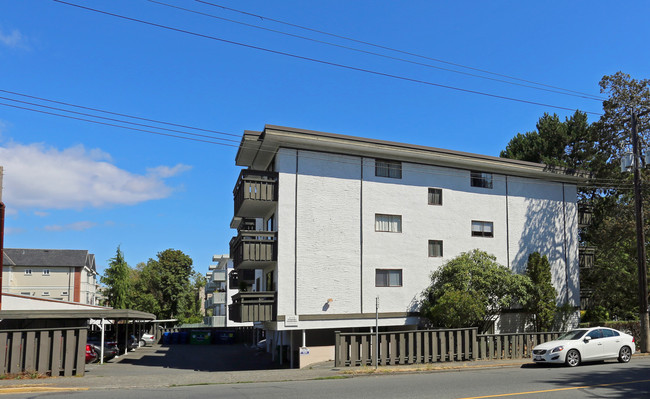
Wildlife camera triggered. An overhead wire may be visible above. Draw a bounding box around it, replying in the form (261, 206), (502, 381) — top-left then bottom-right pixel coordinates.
(149, 0), (602, 102)
(52, 0), (604, 116)
(0, 95), (240, 144)
(0, 94), (625, 192)
(0, 89), (240, 138)
(195, 0), (606, 101)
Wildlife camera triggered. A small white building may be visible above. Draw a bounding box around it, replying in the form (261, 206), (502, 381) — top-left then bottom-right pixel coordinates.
(229, 125), (586, 367)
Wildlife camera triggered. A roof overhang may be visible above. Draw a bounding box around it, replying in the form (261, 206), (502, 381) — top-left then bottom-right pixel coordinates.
(0, 309), (156, 320)
(235, 125), (589, 184)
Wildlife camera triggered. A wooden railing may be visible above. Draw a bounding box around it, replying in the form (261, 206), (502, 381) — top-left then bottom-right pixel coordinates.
(335, 329), (562, 367)
(477, 332), (561, 360)
(0, 326), (88, 377)
(229, 291), (276, 323)
(229, 231), (277, 269)
(233, 170), (278, 217)
(335, 328), (477, 367)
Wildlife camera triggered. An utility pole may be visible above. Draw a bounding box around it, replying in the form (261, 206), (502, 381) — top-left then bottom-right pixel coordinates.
(0, 166), (4, 310)
(631, 111), (650, 353)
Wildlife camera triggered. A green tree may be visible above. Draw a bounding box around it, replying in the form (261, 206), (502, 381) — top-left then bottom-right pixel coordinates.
(523, 252), (557, 331)
(420, 250), (531, 333)
(139, 249), (197, 321)
(101, 246), (131, 309)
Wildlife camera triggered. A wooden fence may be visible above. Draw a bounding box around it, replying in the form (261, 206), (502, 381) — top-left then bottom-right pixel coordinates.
(335, 329), (562, 367)
(0, 327), (88, 377)
(335, 328), (477, 367)
(477, 332), (561, 360)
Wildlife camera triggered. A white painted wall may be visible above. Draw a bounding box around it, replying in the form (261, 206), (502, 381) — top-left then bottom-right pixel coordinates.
(272, 150), (580, 330)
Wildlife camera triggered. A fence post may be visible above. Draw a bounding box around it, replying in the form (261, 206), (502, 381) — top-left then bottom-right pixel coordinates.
(471, 328), (478, 360)
(334, 331), (341, 367)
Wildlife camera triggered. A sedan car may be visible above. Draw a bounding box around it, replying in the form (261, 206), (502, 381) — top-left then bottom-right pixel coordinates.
(85, 344), (98, 364)
(140, 333), (156, 346)
(532, 327), (635, 367)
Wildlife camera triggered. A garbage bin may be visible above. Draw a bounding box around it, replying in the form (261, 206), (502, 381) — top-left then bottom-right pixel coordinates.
(162, 332), (170, 345)
(190, 330), (211, 345)
(179, 331), (189, 344)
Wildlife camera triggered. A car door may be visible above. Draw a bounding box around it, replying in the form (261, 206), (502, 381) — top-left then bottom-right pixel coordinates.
(580, 329), (604, 361)
(600, 328), (622, 358)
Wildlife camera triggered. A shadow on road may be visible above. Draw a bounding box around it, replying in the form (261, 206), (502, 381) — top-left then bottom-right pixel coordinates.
(114, 344), (285, 372)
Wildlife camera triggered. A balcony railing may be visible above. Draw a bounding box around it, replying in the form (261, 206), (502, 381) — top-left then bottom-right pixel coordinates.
(229, 269), (256, 288)
(230, 231), (277, 269)
(579, 247), (596, 268)
(229, 291), (276, 323)
(233, 170), (278, 218)
(578, 204), (594, 227)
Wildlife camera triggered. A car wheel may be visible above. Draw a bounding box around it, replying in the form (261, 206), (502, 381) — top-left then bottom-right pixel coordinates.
(565, 349), (581, 367)
(140, 340), (146, 347)
(618, 346), (632, 363)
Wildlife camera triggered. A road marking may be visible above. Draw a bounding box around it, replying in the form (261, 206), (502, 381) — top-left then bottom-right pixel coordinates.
(458, 379), (650, 399)
(0, 386), (89, 395)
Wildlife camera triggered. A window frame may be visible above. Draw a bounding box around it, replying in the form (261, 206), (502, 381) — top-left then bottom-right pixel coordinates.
(428, 188), (443, 205)
(42, 291), (50, 297)
(42, 269), (50, 276)
(375, 214), (402, 233)
(428, 240), (443, 257)
(471, 220), (494, 238)
(375, 159), (402, 179)
(375, 269), (403, 287)
(24, 269), (32, 276)
(470, 171), (493, 189)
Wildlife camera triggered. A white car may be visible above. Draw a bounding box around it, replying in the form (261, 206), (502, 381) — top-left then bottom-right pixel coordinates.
(532, 327), (635, 367)
(140, 333), (156, 346)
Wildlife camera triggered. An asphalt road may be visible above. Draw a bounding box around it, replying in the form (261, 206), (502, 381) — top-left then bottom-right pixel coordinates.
(4, 356), (650, 398)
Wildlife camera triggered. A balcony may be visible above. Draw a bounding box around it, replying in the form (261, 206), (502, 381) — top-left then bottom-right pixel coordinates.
(229, 269), (256, 288)
(212, 270), (227, 282)
(578, 204), (594, 227)
(233, 170), (278, 218)
(579, 247), (596, 268)
(229, 291), (276, 323)
(230, 231), (277, 269)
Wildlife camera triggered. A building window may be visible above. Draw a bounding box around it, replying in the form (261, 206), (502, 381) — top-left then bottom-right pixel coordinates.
(470, 171), (493, 189)
(20, 292), (30, 296)
(61, 291), (69, 296)
(42, 269), (50, 276)
(375, 214), (402, 233)
(42, 292), (50, 296)
(375, 269), (402, 287)
(428, 240), (443, 257)
(428, 188), (442, 205)
(375, 159), (402, 179)
(24, 269), (32, 276)
(471, 221), (494, 237)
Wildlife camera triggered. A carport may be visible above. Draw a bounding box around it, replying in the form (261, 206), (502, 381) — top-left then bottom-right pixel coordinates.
(0, 308), (156, 374)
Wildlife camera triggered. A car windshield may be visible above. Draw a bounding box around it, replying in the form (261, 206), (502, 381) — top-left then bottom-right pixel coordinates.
(556, 330), (587, 340)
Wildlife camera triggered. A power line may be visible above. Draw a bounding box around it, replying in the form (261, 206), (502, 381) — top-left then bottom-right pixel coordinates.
(0, 89), (240, 139)
(1, 97), (626, 192)
(196, 0), (606, 101)
(0, 95), (240, 144)
(149, 0), (603, 102)
(0, 101), (239, 147)
(53, 0), (604, 116)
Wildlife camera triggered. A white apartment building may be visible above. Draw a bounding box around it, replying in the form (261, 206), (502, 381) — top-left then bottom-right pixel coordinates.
(229, 125), (586, 367)
(2, 248), (99, 305)
(204, 255), (253, 328)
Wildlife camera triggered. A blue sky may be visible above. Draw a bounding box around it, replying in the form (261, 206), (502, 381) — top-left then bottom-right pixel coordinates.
(1, 0), (648, 276)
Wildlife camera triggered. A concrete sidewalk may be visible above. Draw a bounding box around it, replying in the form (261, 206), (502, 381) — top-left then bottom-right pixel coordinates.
(0, 343), (567, 392)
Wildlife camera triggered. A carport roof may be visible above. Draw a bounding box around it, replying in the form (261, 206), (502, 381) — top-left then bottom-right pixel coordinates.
(0, 309), (156, 320)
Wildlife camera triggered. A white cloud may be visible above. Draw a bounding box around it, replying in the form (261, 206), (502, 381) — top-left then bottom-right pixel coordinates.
(0, 142), (191, 210)
(33, 211), (49, 217)
(0, 28), (27, 49)
(5, 227), (26, 234)
(44, 221), (97, 232)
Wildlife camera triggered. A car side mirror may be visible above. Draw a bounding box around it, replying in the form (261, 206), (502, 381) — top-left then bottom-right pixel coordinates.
(584, 336), (592, 343)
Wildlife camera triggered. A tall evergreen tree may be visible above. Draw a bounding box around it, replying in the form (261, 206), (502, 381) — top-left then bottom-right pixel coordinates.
(101, 246), (131, 309)
(523, 252), (557, 331)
